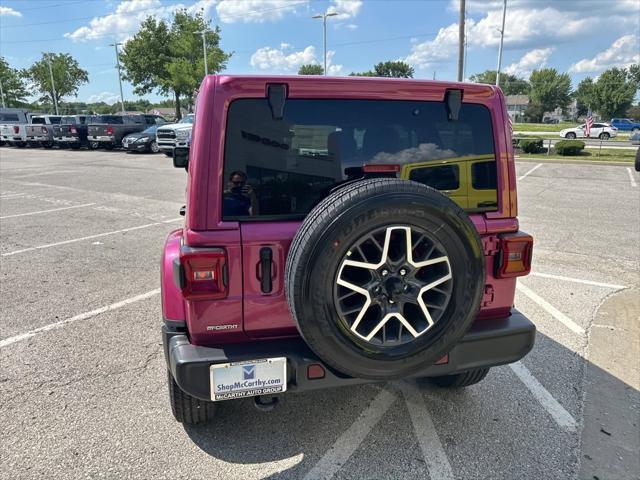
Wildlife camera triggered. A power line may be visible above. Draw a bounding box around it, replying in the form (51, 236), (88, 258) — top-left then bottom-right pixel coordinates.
(12, 0), (87, 13)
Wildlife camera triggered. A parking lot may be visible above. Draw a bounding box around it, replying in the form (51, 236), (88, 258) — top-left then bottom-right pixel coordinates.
(1, 148), (638, 480)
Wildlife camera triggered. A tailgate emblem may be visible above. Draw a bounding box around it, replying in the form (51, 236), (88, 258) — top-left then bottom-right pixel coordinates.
(242, 365), (255, 380)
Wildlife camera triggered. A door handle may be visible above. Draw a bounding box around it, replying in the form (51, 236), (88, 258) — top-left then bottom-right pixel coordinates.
(259, 247), (273, 293)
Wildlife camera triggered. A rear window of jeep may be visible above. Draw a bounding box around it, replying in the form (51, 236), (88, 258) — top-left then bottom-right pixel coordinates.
(222, 99), (497, 220)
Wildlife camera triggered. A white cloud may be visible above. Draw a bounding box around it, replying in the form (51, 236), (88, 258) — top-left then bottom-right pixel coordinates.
(327, 0), (362, 19)
(250, 45), (318, 71)
(406, 4), (638, 69)
(88, 91), (121, 104)
(371, 144), (457, 165)
(0, 6), (22, 17)
(186, 0), (217, 16)
(451, 0), (639, 14)
(64, 0), (178, 42)
(250, 44), (343, 74)
(216, 0), (308, 23)
(569, 35), (640, 73)
(503, 48), (553, 78)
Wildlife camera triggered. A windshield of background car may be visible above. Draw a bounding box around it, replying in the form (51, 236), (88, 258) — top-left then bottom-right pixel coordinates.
(143, 125), (159, 134)
(222, 98), (498, 220)
(94, 116), (124, 124)
(179, 115), (194, 124)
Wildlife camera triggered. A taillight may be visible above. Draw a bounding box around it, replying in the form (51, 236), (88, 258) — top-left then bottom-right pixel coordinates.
(13, 126), (19, 134)
(174, 247), (228, 300)
(106, 126), (114, 135)
(41, 126), (47, 134)
(70, 126), (77, 134)
(495, 232), (533, 278)
(362, 164), (401, 173)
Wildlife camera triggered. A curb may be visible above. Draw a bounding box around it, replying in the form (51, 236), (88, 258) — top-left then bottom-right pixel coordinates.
(514, 156), (634, 167)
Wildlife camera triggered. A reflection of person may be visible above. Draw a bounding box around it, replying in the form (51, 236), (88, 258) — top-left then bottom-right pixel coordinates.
(223, 171), (258, 216)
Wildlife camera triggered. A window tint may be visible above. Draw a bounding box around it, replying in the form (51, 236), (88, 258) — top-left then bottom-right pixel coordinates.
(0, 113), (19, 122)
(49, 117), (62, 124)
(409, 165), (460, 190)
(222, 98), (497, 220)
(94, 116), (124, 124)
(471, 161), (497, 190)
(32, 117), (45, 124)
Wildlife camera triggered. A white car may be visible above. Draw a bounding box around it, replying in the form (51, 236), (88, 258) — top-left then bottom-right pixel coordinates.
(559, 123), (618, 140)
(156, 114), (194, 156)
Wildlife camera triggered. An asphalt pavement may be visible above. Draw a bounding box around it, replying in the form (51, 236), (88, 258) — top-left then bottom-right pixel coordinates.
(1, 148), (638, 480)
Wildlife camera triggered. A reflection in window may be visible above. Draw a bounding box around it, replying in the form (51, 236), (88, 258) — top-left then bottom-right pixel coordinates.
(409, 165), (460, 191)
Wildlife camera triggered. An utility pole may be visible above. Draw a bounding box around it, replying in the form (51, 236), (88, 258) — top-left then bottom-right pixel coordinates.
(195, 31), (209, 77)
(46, 53), (59, 115)
(312, 12), (338, 76)
(109, 43), (126, 114)
(0, 80), (5, 108)
(496, 0), (507, 87)
(457, 0), (465, 82)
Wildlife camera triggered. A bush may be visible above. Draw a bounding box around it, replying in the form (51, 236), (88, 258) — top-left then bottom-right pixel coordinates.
(519, 138), (544, 153)
(554, 140), (585, 156)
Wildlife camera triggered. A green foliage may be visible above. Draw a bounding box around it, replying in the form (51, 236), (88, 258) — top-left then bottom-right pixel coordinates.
(587, 66), (638, 120)
(573, 77), (594, 117)
(554, 140), (585, 156)
(298, 64), (324, 75)
(528, 68), (572, 121)
(468, 70), (530, 95)
(25, 53), (89, 107)
(519, 138), (544, 153)
(350, 61), (414, 78)
(0, 57), (28, 107)
(120, 10), (230, 119)
(626, 104), (640, 121)
(524, 102), (546, 123)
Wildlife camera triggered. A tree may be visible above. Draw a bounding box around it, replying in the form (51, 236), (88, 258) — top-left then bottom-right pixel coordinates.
(468, 70), (530, 95)
(298, 64), (324, 75)
(350, 61), (415, 78)
(0, 57), (28, 107)
(586, 66), (639, 120)
(527, 68), (572, 122)
(573, 77), (594, 117)
(120, 10), (230, 119)
(25, 53), (88, 108)
(626, 104), (640, 121)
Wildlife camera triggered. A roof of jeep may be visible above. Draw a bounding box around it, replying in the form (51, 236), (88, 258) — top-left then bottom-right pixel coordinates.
(208, 74), (500, 99)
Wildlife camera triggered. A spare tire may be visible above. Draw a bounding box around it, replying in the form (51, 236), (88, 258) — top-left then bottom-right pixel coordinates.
(285, 178), (485, 380)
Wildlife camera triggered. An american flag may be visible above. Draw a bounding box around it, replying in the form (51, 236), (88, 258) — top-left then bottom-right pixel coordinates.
(584, 111), (593, 137)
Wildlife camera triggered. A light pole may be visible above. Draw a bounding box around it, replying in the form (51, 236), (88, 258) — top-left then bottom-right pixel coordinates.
(495, 0), (507, 87)
(109, 42), (126, 114)
(195, 31), (209, 77)
(0, 80), (5, 108)
(457, 0), (465, 82)
(45, 53), (59, 115)
(312, 12), (338, 76)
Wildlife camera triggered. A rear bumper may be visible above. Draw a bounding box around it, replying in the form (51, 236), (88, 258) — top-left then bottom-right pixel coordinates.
(164, 309), (536, 401)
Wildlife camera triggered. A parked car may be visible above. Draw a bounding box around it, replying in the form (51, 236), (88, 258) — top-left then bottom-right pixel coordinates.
(52, 115), (94, 149)
(156, 114), (194, 156)
(122, 125), (162, 153)
(559, 123), (617, 140)
(25, 115), (63, 148)
(0, 108), (32, 147)
(610, 118), (640, 133)
(87, 114), (165, 149)
(162, 75), (535, 424)
(542, 117), (559, 124)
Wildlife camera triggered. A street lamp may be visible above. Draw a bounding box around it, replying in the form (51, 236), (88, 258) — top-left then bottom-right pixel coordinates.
(312, 12), (338, 76)
(495, 0), (507, 87)
(109, 43), (126, 114)
(195, 31), (209, 77)
(45, 53), (59, 115)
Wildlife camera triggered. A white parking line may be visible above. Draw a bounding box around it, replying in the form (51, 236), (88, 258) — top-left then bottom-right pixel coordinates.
(397, 381), (454, 480)
(509, 361), (577, 432)
(516, 283), (585, 335)
(627, 167), (637, 187)
(529, 272), (626, 290)
(0, 203), (96, 219)
(303, 389), (397, 480)
(0, 289), (160, 348)
(1, 218), (182, 257)
(518, 163), (542, 181)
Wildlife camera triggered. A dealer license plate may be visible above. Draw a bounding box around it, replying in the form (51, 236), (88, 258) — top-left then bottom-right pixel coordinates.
(209, 357), (287, 401)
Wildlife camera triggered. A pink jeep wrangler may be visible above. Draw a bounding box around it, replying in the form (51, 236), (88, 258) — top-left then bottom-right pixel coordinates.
(162, 75), (535, 424)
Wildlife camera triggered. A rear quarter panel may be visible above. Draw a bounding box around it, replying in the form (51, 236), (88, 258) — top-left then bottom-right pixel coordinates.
(161, 229), (186, 323)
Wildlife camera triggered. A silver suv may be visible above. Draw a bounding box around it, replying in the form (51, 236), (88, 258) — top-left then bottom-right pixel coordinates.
(156, 114), (194, 156)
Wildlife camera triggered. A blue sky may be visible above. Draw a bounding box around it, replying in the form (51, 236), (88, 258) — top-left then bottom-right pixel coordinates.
(1, 0), (638, 104)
